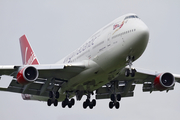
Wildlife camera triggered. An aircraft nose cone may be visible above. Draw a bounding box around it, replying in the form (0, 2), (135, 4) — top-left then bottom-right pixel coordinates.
(129, 21), (150, 59)
(138, 24), (149, 42)
(134, 22), (149, 48)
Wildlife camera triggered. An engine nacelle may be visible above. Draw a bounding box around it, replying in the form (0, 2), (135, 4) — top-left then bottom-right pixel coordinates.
(17, 66), (39, 85)
(154, 72), (175, 91)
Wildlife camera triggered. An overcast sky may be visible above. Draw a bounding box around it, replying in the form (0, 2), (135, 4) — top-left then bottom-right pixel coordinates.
(0, 0), (180, 120)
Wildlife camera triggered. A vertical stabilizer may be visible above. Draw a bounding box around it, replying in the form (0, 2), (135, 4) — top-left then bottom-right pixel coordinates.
(19, 35), (40, 65)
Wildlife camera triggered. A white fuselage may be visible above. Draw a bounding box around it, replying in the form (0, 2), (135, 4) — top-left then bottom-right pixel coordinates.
(54, 13), (149, 100)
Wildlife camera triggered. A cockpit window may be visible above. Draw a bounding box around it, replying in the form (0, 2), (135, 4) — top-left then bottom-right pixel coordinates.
(124, 15), (139, 20)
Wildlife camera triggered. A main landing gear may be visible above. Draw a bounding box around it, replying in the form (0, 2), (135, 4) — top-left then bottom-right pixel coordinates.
(109, 94), (121, 109)
(62, 96), (75, 108)
(125, 56), (136, 77)
(106, 81), (122, 109)
(47, 91), (59, 107)
(83, 92), (96, 109)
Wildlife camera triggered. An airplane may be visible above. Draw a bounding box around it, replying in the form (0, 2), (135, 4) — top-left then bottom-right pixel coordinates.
(0, 13), (179, 109)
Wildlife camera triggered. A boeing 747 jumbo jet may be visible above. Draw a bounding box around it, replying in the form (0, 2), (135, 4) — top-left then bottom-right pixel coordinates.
(0, 13), (180, 109)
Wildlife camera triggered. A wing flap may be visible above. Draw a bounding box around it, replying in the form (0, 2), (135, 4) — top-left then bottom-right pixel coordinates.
(0, 65), (16, 75)
(1, 80), (49, 96)
(0, 76), (13, 88)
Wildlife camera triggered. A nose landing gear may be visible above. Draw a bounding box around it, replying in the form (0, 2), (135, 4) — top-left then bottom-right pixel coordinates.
(125, 56), (136, 77)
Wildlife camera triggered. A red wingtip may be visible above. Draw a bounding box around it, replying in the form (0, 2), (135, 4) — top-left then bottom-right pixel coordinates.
(19, 35), (39, 65)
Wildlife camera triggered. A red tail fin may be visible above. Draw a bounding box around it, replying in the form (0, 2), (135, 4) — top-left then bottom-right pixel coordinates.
(19, 35), (39, 65)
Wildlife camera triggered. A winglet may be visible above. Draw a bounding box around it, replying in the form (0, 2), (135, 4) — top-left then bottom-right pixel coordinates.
(19, 35), (40, 65)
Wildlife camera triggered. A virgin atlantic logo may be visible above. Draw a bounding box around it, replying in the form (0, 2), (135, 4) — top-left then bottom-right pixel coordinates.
(113, 21), (124, 35)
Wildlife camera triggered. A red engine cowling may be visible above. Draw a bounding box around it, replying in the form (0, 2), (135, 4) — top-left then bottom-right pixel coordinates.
(154, 72), (175, 91)
(16, 66), (39, 85)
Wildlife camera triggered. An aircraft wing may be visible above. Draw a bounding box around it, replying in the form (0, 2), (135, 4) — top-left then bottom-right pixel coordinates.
(0, 65), (17, 76)
(0, 35), (88, 98)
(0, 63), (85, 97)
(95, 67), (180, 100)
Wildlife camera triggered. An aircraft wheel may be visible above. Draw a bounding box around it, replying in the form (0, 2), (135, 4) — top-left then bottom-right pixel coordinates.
(54, 99), (58, 107)
(89, 102), (94, 109)
(68, 101), (72, 108)
(47, 99), (52, 106)
(115, 102), (120, 109)
(117, 94), (121, 101)
(125, 69), (130, 77)
(92, 99), (96, 106)
(70, 98), (75, 106)
(131, 72), (135, 77)
(85, 99), (90, 105)
(131, 69), (136, 77)
(110, 94), (115, 102)
(64, 98), (69, 105)
(62, 101), (66, 108)
(109, 101), (114, 109)
(83, 101), (88, 109)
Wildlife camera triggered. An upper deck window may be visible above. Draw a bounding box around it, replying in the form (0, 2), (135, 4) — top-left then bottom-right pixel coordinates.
(124, 15), (139, 20)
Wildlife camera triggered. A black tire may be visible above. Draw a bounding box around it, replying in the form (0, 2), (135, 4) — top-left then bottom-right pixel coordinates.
(109, 101), (114, 109)
(131, 69), (136, 77)
(70, 98), (75, 106)
(68, 101), (72, 108)
(125, 69), (130, 77)
(117, 94), (121, 101)
(64, 98), (69, 105)
(85, 99), (90, 105)
(92, 99), (96, 106)
(49, 91), (53, 98)
(89, 102), (93, 109)
(110, 94), (115, 102)
(83, 101), (88, 109)
(54, 99), (58, 107)
(62, 101), (66, 108)
(47, 99), (52, 106)
(55, 92), (59, 99)
(115, 102), (120, 109)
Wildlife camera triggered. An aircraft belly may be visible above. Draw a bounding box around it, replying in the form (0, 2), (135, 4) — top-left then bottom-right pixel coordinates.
(60, 60), (102, 92)
(93, 41), (130, 72)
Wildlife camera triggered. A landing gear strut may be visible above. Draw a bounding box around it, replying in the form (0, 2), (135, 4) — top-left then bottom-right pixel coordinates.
(125, 56), (136, 77)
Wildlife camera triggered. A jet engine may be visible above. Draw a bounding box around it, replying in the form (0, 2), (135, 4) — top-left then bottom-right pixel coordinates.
(16, 66), (39, 85)
(154, 72), (175, 91)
